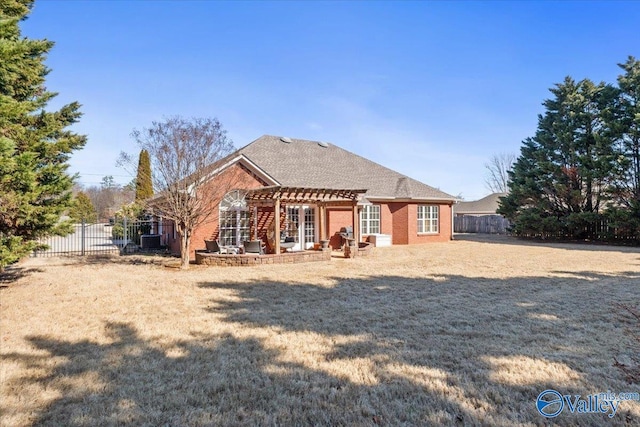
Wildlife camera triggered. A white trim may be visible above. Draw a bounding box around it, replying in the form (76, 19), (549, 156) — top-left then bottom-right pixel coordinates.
(285, 205), (316, 250)
(417, 205), (439, 234)
(219, 190), (250, 246)
(238, 155), (280, 186)
(365, 196), (457, 203)
(360, 204), (381, 235)
(200, 154), (280, 187)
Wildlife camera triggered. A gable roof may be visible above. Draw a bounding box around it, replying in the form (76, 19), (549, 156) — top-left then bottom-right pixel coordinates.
(236, 135), (456, 201)
(453, 192), (507, 215)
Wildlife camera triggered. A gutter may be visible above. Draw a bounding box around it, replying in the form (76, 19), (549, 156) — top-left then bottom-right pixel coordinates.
(451, 199), (458, 240)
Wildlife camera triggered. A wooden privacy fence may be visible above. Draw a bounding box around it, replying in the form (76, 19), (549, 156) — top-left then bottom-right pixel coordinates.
(454, 215), (510, 234)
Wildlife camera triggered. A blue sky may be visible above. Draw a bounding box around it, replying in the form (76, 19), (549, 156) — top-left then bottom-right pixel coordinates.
(22, 0), (640, 200)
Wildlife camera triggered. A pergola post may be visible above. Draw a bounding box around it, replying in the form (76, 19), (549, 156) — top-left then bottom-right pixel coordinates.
(319, 203), (326, 241)
(253, 206), (258, 240)
(352, 203), (360, 243)
(274, 197), (281, 254)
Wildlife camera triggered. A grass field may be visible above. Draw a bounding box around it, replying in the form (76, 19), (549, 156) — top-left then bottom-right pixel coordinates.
(1, 235), (639, 426)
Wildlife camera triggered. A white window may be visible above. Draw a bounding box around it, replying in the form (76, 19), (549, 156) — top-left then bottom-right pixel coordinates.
(360, 205), (380, 235)
(219, 190), (250, 246)
(417, 205), (439, 233)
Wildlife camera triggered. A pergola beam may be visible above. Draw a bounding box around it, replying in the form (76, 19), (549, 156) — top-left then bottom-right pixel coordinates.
(246, 186), (367, 204)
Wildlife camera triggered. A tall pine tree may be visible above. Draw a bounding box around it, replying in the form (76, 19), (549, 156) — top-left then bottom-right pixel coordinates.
(135, 149), (153, 202)
(0, 0), (86, 270)
(606, 56), (640, 237)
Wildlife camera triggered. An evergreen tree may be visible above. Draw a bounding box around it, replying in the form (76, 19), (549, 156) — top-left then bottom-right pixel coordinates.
(606, 56), (640, 238)
(499, 77), (617, 238)
(135, 149), (153, 201)
(68, 192), (97, 223)
(0, 1), (86, 270)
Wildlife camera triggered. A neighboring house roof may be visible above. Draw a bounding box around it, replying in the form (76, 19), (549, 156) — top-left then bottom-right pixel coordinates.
(236, 135), (456, 201)
(453, 192), (507, 215)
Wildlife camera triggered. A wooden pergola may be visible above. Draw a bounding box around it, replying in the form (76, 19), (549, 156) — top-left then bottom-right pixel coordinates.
(245, 186), (367, 254)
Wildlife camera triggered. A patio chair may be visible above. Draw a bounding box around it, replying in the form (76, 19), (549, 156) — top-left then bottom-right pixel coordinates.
(243, 240), (265, 255)
(204, 239), (221, 253)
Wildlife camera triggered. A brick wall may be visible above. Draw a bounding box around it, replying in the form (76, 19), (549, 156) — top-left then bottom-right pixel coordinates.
(380, 203), (393, 235)
(170, 162), (455, 260)
(389, 203), (409, 244)
(324, 202), (453, 247)
(195, 248), (331, 266)
(384, 202), (453, 245)
(327, 208), (354, 249)
(407, 203), (453, 244)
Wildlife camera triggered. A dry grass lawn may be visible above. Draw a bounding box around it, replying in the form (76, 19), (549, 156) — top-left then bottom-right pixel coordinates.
(1, 235), (639, 426)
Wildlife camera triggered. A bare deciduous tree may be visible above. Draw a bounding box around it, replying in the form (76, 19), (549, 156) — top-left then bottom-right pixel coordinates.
(484, 152), (516, 193)
(120, 116), (235, 269)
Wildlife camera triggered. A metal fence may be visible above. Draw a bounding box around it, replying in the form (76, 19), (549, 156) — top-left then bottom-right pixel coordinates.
(454, 215), (511, 234)
(31, 219), (175, 257)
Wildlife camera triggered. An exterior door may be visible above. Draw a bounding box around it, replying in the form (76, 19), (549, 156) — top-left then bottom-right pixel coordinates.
(285, 206), (316, 250)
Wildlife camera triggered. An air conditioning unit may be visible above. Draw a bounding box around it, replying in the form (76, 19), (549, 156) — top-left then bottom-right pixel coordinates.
(140, 234), (161, 249)
(368, 234), (391, 247)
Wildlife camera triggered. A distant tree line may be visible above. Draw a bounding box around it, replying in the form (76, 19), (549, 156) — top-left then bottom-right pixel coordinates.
(498, 57), (640, 243)
(69, 148), (155, 224)
(72, 175), (135, 223)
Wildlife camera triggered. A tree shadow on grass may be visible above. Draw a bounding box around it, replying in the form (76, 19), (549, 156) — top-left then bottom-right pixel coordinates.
(454, 233), (640, 254)
(22, 253), (175, 269)
(2, 271), (638, 426)
(0, 266), (44, 285)
(3, 322), (510, 426)
(196, 271), (639, 425)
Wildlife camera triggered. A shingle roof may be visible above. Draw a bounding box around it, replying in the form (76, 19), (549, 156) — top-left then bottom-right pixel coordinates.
(453, 192), (507, 215)
(237, 135), (456, 201)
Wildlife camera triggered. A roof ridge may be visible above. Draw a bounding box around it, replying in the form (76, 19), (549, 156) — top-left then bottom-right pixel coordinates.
(236, 135), (269, 152)
(313, 138), (446, 194)
(235, 135), (456, 201)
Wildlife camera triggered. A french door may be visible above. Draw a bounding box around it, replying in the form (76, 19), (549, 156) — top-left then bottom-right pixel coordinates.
(285, 206), (316, 250)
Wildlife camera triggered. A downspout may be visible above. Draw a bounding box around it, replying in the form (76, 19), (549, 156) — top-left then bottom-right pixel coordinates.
(451, 200), (457, 241)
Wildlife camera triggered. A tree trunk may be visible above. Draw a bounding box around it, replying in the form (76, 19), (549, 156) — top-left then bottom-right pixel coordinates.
(633, 138), (640, 203)
(180, 228), (190, 269)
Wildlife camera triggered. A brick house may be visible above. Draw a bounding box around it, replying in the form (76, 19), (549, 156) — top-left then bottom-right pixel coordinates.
(164, 135), (457, 259)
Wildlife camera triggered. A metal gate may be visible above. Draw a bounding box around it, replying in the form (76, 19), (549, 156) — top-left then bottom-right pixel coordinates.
(31, 219), (174, 257)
